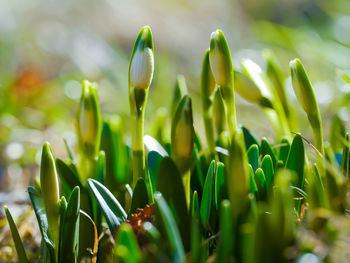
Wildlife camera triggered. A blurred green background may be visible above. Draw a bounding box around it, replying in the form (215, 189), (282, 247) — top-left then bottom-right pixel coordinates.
(1, 0), (350, 194)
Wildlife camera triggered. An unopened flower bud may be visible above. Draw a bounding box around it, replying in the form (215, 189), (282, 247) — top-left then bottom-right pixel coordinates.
(209, 30), (233, 88)
(129, 26), (154, 90)
(171, 95), (194, 173)
(40, 142), (60, 245)
(76, 80), (101, 157)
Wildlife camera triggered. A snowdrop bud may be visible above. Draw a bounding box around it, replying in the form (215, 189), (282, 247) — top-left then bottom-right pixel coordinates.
(76, 80), (101, 157)
(290, 58), (318, 115)
(209, 30), (233, 88)
(171, 95), (194, 173)
(129, 26), (154, 90)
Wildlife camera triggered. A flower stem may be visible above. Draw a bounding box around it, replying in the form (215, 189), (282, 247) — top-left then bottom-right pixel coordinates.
(182, 169), (191, 209)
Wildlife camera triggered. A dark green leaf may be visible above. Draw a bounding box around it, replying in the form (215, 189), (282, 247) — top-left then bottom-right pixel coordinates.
(129, 178), (149, 214)
(154, 192), (185, 263)
(247, 144), (259, 173)
(341, 133), (350, 178)
(278, 138), (290, 165)
(4, 206), (29, 263)
(254, 168), (267, 200)
(215, 162), (226, 210)
(191, 191), (201, 263)
(200, 161), (216, 231)
(56, 159), (82, 191)
(215, 200), (233, 263)
(261, 155), (274, 189)
(261, 138), (276, 168)
(59, 187), (80, 263)
(87, 179), (127, 235)
(242, 126), (259, 151)
(286, 134), (305, 188)
(114, 223), (142, 263)
(28, 186), (56, 263)
(147, 151), (163, 191)
(248, 165), (257, 195)
(156, 157), (190, 251)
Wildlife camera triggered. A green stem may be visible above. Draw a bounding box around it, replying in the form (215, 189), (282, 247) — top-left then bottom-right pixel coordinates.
(220, 84), (237, 139)
(226, 105), (237, 139)
(131, 135), (145, 186)
(308, 112), (324, 156)
(203, 109), (216, 158)
(182, 170), (191, 209)
(130, 88), (148, 185)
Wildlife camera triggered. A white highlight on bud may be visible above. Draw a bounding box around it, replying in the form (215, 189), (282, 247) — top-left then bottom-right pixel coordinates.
(130, 47), (154, 89)
(209, 31), (227, 87)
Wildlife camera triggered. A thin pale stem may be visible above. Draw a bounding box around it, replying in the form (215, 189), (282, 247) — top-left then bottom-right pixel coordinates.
(203, 109), (216, 159)
(131, 113), (145, 185)
(182, 169), (191, 209)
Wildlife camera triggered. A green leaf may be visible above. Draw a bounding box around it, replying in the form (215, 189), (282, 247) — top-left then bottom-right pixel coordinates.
(129, 178), (149, 214)
(242, 126), (259, 151)
(261, 155), (274, 189)
(154, 192), (185, 263)
(200, 161), (217, 231)
(58, 187), (80, 263)
(278, 138), (290, 165)
(247, 144), (259, 173)
(141, 222), (161, 246)
(254, 168), (267, 200)
(147, 151), (163, 191)
(341, 133), (350, 178)
(100, 118), (129, 187)
(215, 200), (233, 263)
(308, 164), (328, 209)
(191, 145), (205, 194)
(249, 165), (258, 195)
(95, 151), (106, 183)
(261, 138), (276, 168)
(87, 179), (127, 235)
(114, 223), (142, 263)
(330, 114), (345, 153)
(215, 162), (226, 210)
(191, 191), (202, 263)
(4, 206), (29, 263)
(156, 157), (190, 251)
(28, 186), (56, 263)
(63, 137), (76, 164)
(286, 134), (305, 188)
(56, 159), (82, 191)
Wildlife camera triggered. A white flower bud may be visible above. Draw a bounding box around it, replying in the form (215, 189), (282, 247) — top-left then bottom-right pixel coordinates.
(129, 26), (154, 90)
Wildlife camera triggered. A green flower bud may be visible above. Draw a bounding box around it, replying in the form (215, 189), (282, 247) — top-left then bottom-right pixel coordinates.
(290, 59), (318, 115)
(209, 29), (237, 136)
(240, 59), (273, 105)
(129, 26), (154, 90)
(171, 95), (194, 173)
(290, 58), (323, 154)
(209, 30), (233, 88)
(40, 142), (60, 246)
(76, 80), (101, 157)
(234, 70), (265, 105)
